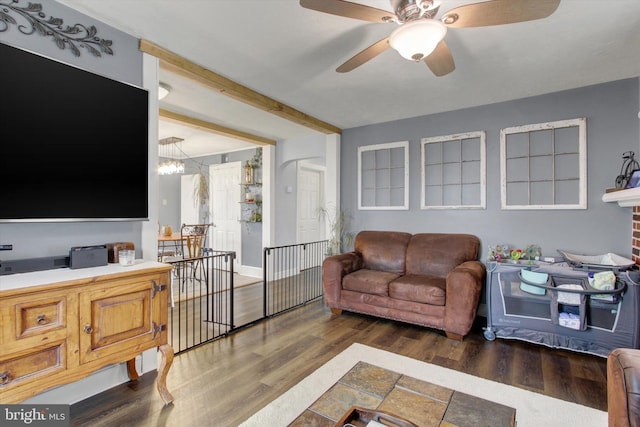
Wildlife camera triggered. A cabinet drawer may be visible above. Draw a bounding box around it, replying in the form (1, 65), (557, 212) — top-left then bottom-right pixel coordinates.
(0, 341), (66, 391)
(16, 296), (65, 338)
(0, 291), (71, 357)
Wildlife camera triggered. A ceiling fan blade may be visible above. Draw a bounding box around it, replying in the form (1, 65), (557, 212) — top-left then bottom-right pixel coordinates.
(337, 37), (390, 73)
(424, 40), (455, 77)
(300, 0), (395, 23)
(441, 0), (560, 28)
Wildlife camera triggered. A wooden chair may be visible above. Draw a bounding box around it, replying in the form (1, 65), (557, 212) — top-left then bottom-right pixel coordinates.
(164, 224), (211, 291)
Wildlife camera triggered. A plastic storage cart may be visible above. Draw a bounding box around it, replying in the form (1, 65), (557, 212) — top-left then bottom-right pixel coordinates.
(484, 262), (640, 357)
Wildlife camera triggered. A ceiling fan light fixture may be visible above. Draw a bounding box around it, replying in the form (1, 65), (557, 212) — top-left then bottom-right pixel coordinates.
(389, 19), (447, 62)
(417, 0), (442, 13)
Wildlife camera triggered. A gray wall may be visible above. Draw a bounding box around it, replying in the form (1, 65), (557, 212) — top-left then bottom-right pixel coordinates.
(341, 78), (640, 259)
(0, 1), (145, 260)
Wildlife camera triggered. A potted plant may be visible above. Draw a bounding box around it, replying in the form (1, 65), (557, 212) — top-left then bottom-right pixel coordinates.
(318, 205), (355, 256)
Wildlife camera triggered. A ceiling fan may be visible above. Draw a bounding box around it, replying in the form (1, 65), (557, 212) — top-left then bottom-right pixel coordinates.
(299, 0), (560, 76)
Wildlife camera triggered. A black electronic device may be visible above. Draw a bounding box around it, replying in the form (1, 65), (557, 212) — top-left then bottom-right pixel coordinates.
(69, 245), (109, 269)
(0, 255), (70, 276)
(0, 42), (149, 222)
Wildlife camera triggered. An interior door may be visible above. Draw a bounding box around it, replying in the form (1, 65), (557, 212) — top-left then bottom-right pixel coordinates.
(297, 164), (325, 243)
(297, 164), (325, 270)
(209, 162), (241, 268)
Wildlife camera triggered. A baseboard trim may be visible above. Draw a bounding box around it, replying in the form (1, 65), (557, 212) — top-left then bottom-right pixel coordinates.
(237, 265), (262, 278)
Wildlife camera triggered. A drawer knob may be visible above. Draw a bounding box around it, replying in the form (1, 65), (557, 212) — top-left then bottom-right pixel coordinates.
(83, 325), (94, 334)
(0, 371), (10, 385)
(36, 315), (48, 325)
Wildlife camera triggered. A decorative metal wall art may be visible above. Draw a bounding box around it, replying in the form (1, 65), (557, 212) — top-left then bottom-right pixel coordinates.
(615, 151), (640, 189)
(0, 0), (113, 57)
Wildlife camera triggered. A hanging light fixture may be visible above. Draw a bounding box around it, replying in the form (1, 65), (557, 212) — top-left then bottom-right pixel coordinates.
(158, 136), (185, 175)
(389, 19), (447, 62)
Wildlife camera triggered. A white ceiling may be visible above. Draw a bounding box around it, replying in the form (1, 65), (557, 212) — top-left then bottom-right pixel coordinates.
(60, 0), (640, 158)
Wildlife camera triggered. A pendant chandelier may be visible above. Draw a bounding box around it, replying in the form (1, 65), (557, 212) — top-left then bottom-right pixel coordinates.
(158, 136), (185, 175)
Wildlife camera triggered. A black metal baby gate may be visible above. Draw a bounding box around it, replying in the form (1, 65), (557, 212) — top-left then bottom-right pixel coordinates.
(262, 240), (327, 317)
(166, 250), (235, 354)
(165, 240), (327, 354)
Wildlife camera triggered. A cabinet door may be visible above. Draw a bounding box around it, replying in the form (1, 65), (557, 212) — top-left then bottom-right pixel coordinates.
(78, 273), (168, 365)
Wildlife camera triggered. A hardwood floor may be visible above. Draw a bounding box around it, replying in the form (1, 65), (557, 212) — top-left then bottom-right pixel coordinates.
(70, 300), (608, 426)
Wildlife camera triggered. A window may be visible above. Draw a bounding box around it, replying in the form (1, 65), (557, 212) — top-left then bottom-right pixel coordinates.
(358, 141), (409, 210)
(421, 131), (486, 209)
(500, 118), (587, 210)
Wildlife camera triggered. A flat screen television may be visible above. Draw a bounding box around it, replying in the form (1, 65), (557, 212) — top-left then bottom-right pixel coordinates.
(0, 42), (149, 222)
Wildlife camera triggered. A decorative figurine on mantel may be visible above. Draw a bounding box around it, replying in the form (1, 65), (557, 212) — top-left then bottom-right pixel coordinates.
(615, 151), (640, 189)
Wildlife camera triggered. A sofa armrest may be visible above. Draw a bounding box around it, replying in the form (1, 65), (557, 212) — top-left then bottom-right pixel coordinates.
(322, 252), (363, 307)
(608, 348), (640, 427)
(444, 260), (486, 337)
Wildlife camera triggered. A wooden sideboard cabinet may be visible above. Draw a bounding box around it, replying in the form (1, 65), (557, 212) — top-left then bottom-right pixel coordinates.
(0, 262), (174, 404)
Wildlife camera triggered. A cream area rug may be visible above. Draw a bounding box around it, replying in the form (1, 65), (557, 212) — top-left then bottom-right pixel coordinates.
(240, 343), (607, 427)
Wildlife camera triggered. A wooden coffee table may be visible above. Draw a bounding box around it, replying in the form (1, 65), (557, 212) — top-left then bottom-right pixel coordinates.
(289, 361), (516, 427)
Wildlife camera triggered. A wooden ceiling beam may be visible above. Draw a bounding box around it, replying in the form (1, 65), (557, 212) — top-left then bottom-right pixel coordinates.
(140, 39), (342, 135)
(159, 109), (277, 146)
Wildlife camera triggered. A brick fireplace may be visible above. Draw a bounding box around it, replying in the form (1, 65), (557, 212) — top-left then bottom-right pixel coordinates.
(602, 189), (640, 265)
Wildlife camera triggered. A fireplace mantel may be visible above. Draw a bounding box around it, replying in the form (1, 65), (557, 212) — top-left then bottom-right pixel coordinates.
(602, 187), (640, 207)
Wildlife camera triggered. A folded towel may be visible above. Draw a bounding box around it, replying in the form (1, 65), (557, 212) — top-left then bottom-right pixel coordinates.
(557, 284), (583, 305)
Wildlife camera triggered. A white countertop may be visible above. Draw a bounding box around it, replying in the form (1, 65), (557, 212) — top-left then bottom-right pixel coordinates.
(0, 260), (169, 292)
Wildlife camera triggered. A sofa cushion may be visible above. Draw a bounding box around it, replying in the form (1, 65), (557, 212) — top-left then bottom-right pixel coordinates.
(389, 274), (446, 306)
(355, 231), (412, 274)
(406, 233), (480, 278)
(343, 269), (401, 296)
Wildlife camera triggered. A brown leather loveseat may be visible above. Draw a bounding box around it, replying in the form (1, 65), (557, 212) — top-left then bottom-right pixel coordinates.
(322, 230), (485, 340)
(608, 348), (640, 426)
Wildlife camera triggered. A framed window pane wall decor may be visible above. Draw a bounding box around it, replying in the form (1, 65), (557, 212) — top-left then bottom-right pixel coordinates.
(421, 131), (486, 209)
(358, 141), (409, 210)
(500, 117), (587, 210)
